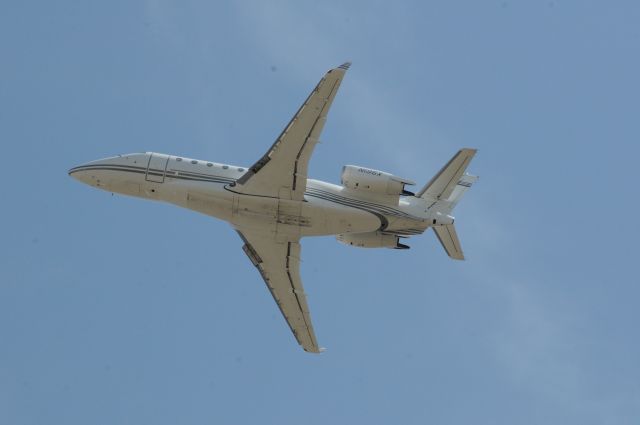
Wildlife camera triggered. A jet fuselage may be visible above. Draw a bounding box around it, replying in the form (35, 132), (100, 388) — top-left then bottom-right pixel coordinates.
(69, 152), (441, 239)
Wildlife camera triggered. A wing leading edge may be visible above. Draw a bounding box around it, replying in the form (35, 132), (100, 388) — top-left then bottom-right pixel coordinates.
(237, 230), (321, 353)
(235, 62), (351, 201)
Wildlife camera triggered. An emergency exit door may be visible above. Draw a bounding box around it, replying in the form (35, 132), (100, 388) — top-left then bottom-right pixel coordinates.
(146, 153), (169, 183)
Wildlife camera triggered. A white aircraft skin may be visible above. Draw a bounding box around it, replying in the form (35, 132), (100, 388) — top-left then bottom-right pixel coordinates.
(70, 63), (478, 353)
(69, 154), (449, 237)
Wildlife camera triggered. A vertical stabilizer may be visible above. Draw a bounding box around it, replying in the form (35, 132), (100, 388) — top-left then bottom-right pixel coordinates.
(417, 149), (477, 201)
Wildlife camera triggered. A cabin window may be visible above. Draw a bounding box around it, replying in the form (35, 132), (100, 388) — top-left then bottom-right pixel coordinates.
(222, 165), (229, 169)
(191, 160), (198, 164)
(207, 163), (213, 167)
(238, 168), (244, 172)
(176, 157), (182, 162)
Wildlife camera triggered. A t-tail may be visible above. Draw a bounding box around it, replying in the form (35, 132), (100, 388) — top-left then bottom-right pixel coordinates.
(416, 148), (478, 260)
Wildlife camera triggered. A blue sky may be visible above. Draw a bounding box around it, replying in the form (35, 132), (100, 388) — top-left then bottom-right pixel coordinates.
(1, 1), (639, 424)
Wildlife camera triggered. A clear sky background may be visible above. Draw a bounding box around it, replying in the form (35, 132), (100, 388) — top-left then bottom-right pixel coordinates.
(1, 1), (639, 424)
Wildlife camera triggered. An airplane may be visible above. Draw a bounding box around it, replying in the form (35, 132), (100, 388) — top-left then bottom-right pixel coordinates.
(69, 62), (478, 353)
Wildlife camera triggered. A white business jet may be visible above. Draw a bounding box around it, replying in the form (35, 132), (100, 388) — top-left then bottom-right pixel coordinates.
(69, 62), (478, 353)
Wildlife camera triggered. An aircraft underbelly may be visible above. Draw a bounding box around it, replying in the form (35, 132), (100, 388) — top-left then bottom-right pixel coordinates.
(100, 173), (384, 237)
(300, 197), (380, 236)
(152, 180), (234, 221)
(219, 193), (380, 237)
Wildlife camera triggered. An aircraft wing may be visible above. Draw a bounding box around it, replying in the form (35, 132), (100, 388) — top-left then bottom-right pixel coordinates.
(235, 62), (351, 201)
(236, 229), (321, 353)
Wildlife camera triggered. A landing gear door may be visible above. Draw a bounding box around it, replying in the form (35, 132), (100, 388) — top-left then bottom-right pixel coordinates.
(146, 153), (169, 183)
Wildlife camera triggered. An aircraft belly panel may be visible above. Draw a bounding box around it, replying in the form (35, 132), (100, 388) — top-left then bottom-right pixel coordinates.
(384, 217), (428, 233)
(276, 199), (307, 238)
(300, 197), (380, 236)
(231, 195), (279, 234)
(186, 191), (233, 221)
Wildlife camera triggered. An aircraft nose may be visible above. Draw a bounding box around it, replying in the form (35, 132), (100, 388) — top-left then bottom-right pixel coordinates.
(69, 153), (148, 188)
(68, 165), (94, 185)
(68, 158), (113, 186)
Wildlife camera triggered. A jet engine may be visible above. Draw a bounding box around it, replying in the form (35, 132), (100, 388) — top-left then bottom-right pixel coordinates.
(341, 165), (415, 196)
(337, 231), (409, 249)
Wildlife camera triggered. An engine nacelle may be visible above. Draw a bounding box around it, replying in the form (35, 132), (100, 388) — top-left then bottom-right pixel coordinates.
(341, 165), (415, 196)
(337, 232), (409, 249)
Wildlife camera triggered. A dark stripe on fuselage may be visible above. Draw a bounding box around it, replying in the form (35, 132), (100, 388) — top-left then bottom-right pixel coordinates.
(305, 187), (419, 220)
(390, 229), (425, 235)
(72, 165), (416, 219)
(71, 164), (423, 233)
(70, 166), (146, 175)
(309, 190), (389, 230)
(305, 191), (420, 231)
(166, 168), (236, 182)
(69, 163), (147, 174)
(306, 187), (414, 218)
(70, 164), (235, 185)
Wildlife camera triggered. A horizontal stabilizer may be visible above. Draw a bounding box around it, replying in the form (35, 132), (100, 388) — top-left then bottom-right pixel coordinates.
(432, 224), (464, 260)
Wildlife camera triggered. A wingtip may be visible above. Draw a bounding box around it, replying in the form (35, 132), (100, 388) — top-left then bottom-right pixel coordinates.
(303, 346), (327, 354)
(337, 61), (352, 71)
